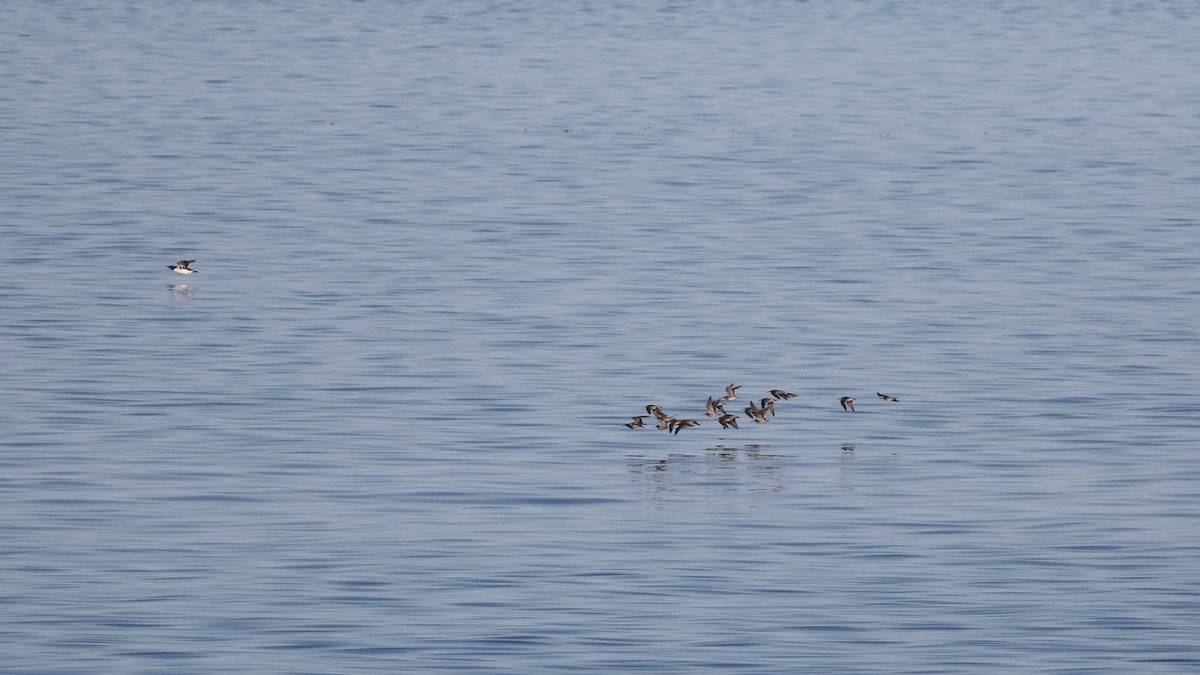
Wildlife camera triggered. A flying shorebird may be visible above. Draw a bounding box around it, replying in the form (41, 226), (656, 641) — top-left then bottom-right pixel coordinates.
(669, 419), (700, 435)
(655, 416), (677, 431)
(840, 396), (855, 412)
(167, 259), (197, 274)
(877, 392), (899, 402)
(743, 401), (769, 423)
(724, 383), (741, 400)
(760, 398), (776, 418)
(705, 396), (725, 418)
(743, 399), (760, 417)
(718, 413), (739, 429)
(624, 416), (647, 428)
(645, 404), (667, 419)
(769, 389), (796, 400)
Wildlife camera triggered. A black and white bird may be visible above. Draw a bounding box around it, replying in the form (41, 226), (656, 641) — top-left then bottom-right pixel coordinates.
(168, 259), (198, 275)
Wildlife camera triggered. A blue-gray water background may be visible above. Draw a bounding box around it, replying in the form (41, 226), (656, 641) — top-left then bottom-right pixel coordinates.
(3, 2), (1199, 672)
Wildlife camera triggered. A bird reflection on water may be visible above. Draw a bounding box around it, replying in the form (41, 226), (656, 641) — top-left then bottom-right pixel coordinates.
(627, 443), (789, 494)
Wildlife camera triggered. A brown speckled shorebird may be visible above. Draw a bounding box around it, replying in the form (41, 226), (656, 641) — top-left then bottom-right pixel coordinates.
(769, 389), (796, 400)
(724, 383), (741, 400)
(718, 413), (739, 429)
(669, 419), (700, 435)
(624, 416), (647, 428)
(840, 396), (855, 412)
(760, 398), (776, 418)
(705, 396), (725, 418)
(743, 400), (759, 418)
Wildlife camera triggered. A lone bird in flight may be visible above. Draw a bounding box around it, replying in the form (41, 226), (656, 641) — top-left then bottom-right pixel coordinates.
(168, 259), (198, 274)
(769, 389), (796, 400)
(624, 416), (647, 429)
(724, 383), (741, 400)
(839, 396), (855, 412)
(877, 392), (899, 402)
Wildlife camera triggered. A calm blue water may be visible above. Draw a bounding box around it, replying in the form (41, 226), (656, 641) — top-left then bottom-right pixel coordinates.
(3, 1), (1200, 672)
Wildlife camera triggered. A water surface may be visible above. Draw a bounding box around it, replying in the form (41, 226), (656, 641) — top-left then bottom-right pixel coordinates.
(3, 1), (1199, 672)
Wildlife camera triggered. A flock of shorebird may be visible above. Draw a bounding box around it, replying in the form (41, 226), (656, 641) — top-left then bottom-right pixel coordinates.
(625, 383), (899, 434)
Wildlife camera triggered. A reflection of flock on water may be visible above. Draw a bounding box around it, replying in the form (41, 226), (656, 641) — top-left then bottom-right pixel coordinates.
(624, 383), (899, 435)
(627, 439), (878, 495)
(630, 442), (788, 471)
